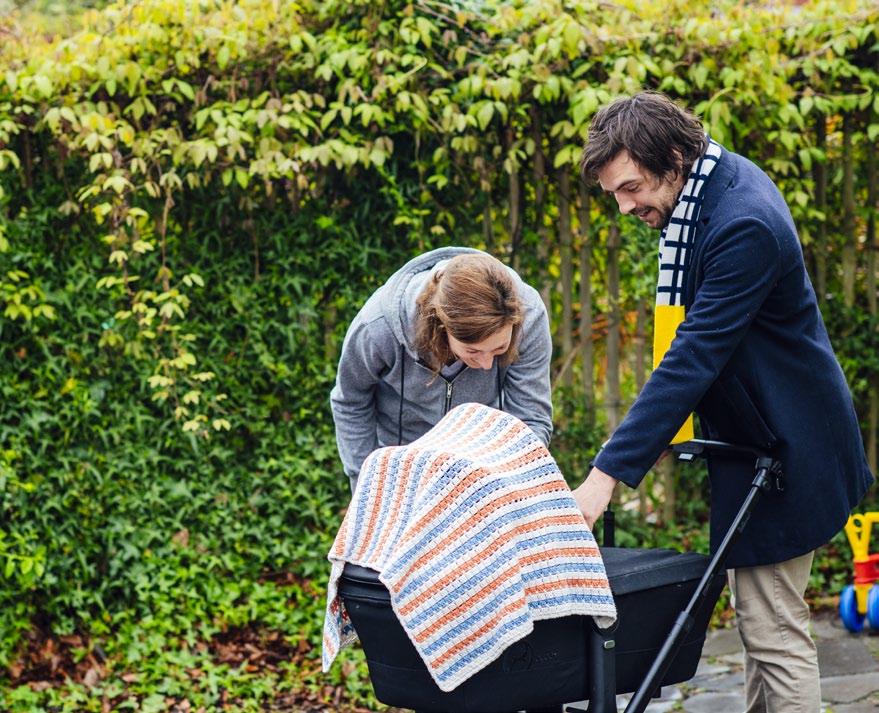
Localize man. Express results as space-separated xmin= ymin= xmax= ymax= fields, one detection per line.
xmin=574 ymin=91 xmax=873 ymax=712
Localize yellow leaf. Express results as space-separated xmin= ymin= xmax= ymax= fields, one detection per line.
xmin=102 ymin=175 xmax=130 ymax=195
xmin=33 ymin=74 xmax=53 ymax=98
xmin=182 ymin=273 xmax=205 ymax=288
xmin=117 ymin=125 xmax=135 ymax=146
xmin=475 ymin=102 xmax=494 ymax=130
xmin=132 ymin=240 xmax=154 ymax=254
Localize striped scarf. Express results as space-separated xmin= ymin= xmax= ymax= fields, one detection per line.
xmin=322 ymin=403 xmax=616 ymax=692
xmin=654 ymin=137 xmax=723 ymax=443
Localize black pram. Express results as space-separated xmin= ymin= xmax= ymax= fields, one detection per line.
xmin=337 ymin=439 xmax=782 ymax=713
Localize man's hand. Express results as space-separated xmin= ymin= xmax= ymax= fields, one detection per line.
xmin=572 ymin=466 xmax=619 ymax=530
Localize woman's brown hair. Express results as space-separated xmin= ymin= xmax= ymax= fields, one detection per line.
xmin=415 ymin=254 xmax=522 ymax=371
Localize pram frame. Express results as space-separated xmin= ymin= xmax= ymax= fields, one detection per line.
xmin=569 ymin=439 xmax=783 ymax=713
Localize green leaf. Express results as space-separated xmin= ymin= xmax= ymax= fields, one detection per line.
xmin=798 ymin=148 xmax=812 ymax=171
xmin=476 ymin=102 xmax=494 ymax=130
xmin=177 ymin=80 xmax=195 ymax=102
xmin=553 ymin=144 xmax=576 ymax=169
xmin=217 ymin=44 xmax=231 ymax=70
xmin=563 ymin=22 xmax=581 ymax=56
xmin=800 ymin=95 xmax=814 ymax=116
xmin=33 ymin=74 xmax=53 ymax=98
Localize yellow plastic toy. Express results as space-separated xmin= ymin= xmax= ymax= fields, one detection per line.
xmin=839 ymin=512 xmax=879 ymax=633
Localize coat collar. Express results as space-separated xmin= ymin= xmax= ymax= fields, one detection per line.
xmin=696 ymin=147 xmax=737 ymax=226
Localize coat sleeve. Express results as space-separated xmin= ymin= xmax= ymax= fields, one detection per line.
xmin=594 ymin=217 xmax=782 ymax=487
xmin=503 ymin=294 xmax=554 ymax=445
xmin=330 ymin=315 xmax=395 ymax=480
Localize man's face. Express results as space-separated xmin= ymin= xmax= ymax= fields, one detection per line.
xmin=597 ymin=150 xmax=685 ymax=230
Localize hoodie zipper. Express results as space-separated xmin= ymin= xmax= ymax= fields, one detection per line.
xmin=414 ymin=359 xmax=467 ymax=416
xmin=440 ymin=365 xmax=470 ymax=415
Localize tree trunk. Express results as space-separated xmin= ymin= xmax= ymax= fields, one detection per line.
xmin=530 ymin=109 xmax=551 ymax=311
xmin=477 ymin=155 xmax=494 ymax=251
xmin=507 ymin=126 xmax=523 ymax=270
xmin=483 ymin=200 xmax=493 ymax=250
xmin=813 ymin=114 xmax=828 ymax=301
xmin=21 ymin=131 xmax=33 ymax=191
xmin=577 ymin=183 xmax=594 ymax=423
xmin=557 ymin=166 xmax=574 ymax=391
xmin=605 ymin=219 xmax=621 ymax=434
xmin=841 ymin=113 xmax=857 ymax=308
xmin=659 ymin=455 xmax=676 ymax=525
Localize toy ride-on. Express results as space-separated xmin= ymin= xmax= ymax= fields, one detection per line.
xmin=839 ymin=512 xmax=879 ymax=633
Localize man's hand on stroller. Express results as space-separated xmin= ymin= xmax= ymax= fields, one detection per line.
xmin=572 ymin=466 xmax=618 ymax=530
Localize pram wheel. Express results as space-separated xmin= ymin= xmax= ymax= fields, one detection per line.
xmin=867 ymin=585 xmax=879 ymax=630
xmin=839 ymin=584 xmax=866 ymax=633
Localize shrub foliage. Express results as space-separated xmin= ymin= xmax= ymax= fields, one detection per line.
xmin=0 ymin=0 xmax=877 ymax=709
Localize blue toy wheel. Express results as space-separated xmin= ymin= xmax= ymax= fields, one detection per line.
xmin=840 ymin=584 xmax=866 ymax=633
xmin=867 ymin=585 xmax=879 ymax=630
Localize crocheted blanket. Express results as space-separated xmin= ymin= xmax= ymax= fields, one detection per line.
xmin=322 ymin=402 xmax=617 ymax=692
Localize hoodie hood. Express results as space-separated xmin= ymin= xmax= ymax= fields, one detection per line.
xmin=380 ymin=246 xmax=482 ymax=358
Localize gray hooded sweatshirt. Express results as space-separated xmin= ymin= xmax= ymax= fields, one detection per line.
xmin=330 ymin=247 xmax=553 ymax=487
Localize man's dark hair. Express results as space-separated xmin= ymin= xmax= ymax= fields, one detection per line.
xmin=579 ymin=91 xmax=708 ymax=184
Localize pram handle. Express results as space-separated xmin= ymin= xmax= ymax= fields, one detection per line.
xmin=600 ymin=439 xmax=783 ymax=548
xmin=671 ymin=438 xmax=771 ymax=462
xmin=671 ymin=438 xmax=784 ymax=493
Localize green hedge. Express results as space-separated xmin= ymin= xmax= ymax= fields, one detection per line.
xmin=0 ymin=0 xmax=877 ymax=710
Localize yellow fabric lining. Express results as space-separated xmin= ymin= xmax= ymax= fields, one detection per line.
xmin=654 ymin=304 xmax=693 ymax=444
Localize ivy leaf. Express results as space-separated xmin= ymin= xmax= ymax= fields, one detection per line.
xmin=476 ymin=102 xmax=494 ymax=130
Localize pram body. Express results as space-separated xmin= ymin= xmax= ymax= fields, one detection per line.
xmin=336 ymin=439 xmax=781 ymax=713
xmin=339 ymin=547 xmax=725 ymax=712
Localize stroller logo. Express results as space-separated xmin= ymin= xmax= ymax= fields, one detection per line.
xmin=502 ymin=640 xmax=534 ymax=671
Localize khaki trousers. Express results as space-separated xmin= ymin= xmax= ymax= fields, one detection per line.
xmin=728 ymin=552 xmax=820 ymax=713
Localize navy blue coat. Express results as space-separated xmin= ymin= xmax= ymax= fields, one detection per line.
xmin=594 ymin=149 xmax=874 ymax=568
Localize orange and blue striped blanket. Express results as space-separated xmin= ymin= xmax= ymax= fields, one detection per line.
xmin=322 ymin=402 xmax=617 ymax=692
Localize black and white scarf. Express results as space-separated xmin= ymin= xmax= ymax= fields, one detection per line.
xmin=654 ymin=137 xmax=723 ymax=443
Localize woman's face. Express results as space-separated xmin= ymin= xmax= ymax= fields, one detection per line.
xmin=446 ymin=324 xmax=513 ymax=370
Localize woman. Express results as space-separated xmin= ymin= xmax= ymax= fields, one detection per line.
xmin=331 ymin=246 xmax=553 ymax=491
